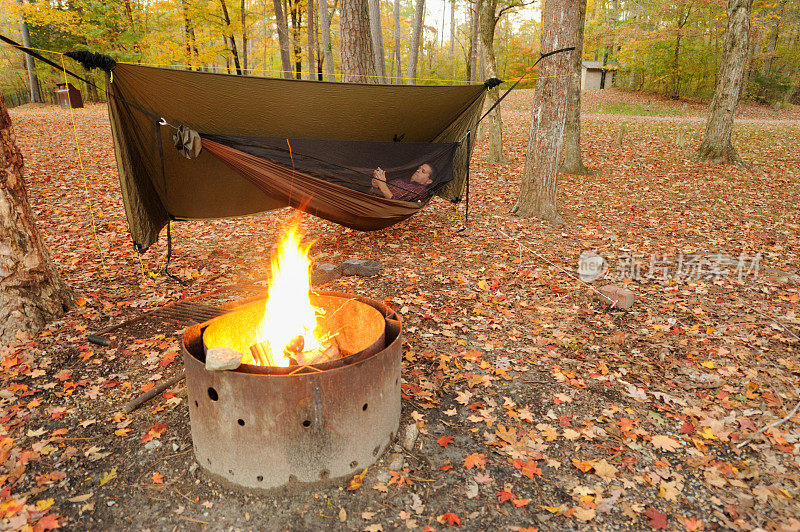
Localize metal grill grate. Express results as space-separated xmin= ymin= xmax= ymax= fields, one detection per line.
xmin=154 ymin=301 xmax=229 ymax=326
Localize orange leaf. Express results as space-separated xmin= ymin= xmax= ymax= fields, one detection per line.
xmin=437 ymin=512 xmax=461 ymax=526
xmin=152 ymin=472 xmax=165 ymax=484
xmin=464 ymin=453 xmax=486 ymax=470
xmin=158 ymin=352 xmax=178 ymax=368
xmin=140 ymin=382 xmax=155 ymax=393
xmin=512 ymin=498 xmax=531 ymax=507
xmin=437 ymin=436 xmax=453 ymax=447
xmin=347 ymin=467 xmax=368 ymax=491
xmin=32 ymin=513 xmax=61 ymax=532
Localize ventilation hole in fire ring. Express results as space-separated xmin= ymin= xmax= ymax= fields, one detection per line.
xmin=395 ymin=377 xmax=399 ymax=386
xmin=237 ymin=419 xmax=245 ymax=426
xmin=362 ymin=403 xmax=368 ymax=411
xmin=257 ymin=475 xmax=263 ymax=482
xmin=194 ymin=400 xmax=198 ymax=408
xmin=319 ymin=469 xmax=330 ymax=480
xmin=350 ymin=461 xmax=358 ymax=468
xmin=302 ymin=420 xmax=311 ymax=428
xmin=207 ymin=387 xmax=219 ymax=401
xmin=228 ymin=469 xmax=233 ymax=476
xmin=372 ymin=445 xmax=380 ymax=456
xmin=207 ymin=458 xmax=211 ymax=465
xmin=288 ymin=474 xmax=298 ymax=484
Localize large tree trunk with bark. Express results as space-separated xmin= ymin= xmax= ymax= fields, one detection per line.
xmin=393 ymin=0 xmax=402 ymax=83
xmin=407 ymin=0 xmax=425 ymax=84
xmin=561 ymin=0 xmax=590 ymax=175
xmin=511 ymin=0 xmax=578 ymax=224
xmin=0 ymin=96 xmax=72 ymax=344
xmin=368 ymin=0 xmax=387 ymax=82
xmin=181 ymin=0 xmax=201 ymax=70
xmin=480 ymin=0 xmax=502 ymax=162
xmin=17 ymin=0 xmax=41 ymax=103
xmin=340 ymin=0 xmax=379 ymax=83
xmin=695 ymin=0 xmax=752 ymax=167
xmin=319 ymin=0 xmax=337 ymax=80
xmin=273 ymin=0 xmax=294 ymax=78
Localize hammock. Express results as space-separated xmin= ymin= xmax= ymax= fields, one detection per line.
xmin=103 ymin=63 xmax=488 ymax=251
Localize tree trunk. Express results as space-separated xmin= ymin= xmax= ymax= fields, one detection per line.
xmin=289 ymin=0 xmax=303 ymax=78
xmin=407 ymin=0 xmax=425 ymax=84
xmin=340 ymin=0 xmax=379 ymax=83
xmin=480 ymin=0 xmax=503 ymax=162
xmin=319 ymin=0 xmax=337 ymax=80
xmin=561 ymin=0 xmax=590 ymax=175
xmin=511 ymin=0 xmax=578 ymax=224
xmin=307 ymin=0 xmax=317 ymax=79
xmin=761 ymin=0 xmax=785 ymax=77
xmin=273 ymin=0 xmax=294 ymax=78
xmin=467 ymin=0 xmax=481 ymax=82
xmin=368 ymin=0 xmax=387 ymax=82
xmin=393 ymin=0 xmax=402 ymax=83
xmin=241 ymin=0 xmax=248 ymax=72
xmin=449 ymin=0 xmax=455 ymax=72
xmin=0 ymin=95 xmax=72 ymax=344
xmin=695 ymin=0 xmax=752 ymax=167
xmin=16 ymin=0 xmax=41 ymax=103
xmin=220 ymin=0 xmax=243 ymax=74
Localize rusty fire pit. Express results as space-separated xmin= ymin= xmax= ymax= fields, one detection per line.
xmin=181 ymin=291 xmax=402 ymax=490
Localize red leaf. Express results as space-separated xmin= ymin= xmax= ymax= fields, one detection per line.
xmin=497 ymin=490 xmax=515 ymax=503
xmin=32 ymin=513 xmax=61 ymax=532
xmin=437 ymin=436 xmax=453 ymax=448
xmin=645 ymin=506 xmax=668 ymax=530
xmin=437 ymin=512 xmax=461 ymax=526
xmin=680 ymin=421 xmax=695 ymax=435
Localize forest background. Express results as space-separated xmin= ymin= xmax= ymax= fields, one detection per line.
xmin=1 ymin=0 xmax=799 ymax=107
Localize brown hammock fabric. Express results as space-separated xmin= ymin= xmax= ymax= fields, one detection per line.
xmin=203 ymin=139 xmax=431 ymax=230
xmin=106 ymin=63 xmax=487 ymax=251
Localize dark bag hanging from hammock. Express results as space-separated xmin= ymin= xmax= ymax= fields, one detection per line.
xmin=104 ymin=63 xmax=487 ymax=251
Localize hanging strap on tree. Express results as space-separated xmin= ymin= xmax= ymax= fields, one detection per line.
xmin=478 ymin=45 xmax=575 ymax=124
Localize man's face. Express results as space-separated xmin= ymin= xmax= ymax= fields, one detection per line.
xmin=410 ymin=164 xmax=433 ymax=185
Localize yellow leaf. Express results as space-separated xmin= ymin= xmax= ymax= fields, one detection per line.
xmin=99 ymin=468 xmax=117 ymax=486
xmin=36 ymin=498 xmax=54 ymax=511
xmin=700 ymin=361 xmax=715 ymax=369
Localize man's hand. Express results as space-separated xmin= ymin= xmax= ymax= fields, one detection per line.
xmin=372 ymin=168 xmax=392 ymax=199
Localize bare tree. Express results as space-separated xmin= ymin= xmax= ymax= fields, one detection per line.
xmin=181 ymin=0 xmax=201 ymax=70
xmin=407 ymin=0 xmax=425 ymax=84
xmin=695 ymin=0 xmax=753 ymax=167
xmin=511 ymin=0 xmax=578 ymax=223
xmin=467 ymin=0 xmax=482 ymax=82
xmin=273 ymin=0 xmax=293 ymax=78
xmin=0 ymin=95 xmax=72 ymax=344
xmin=17 ymin=0 xmax=41 ymax=102
xmin=393 ymin=0 xmax=402 ymax=83
xmin=340 ymin=0 xmax=379 ymax=83
xmin=219 ymin=0 xmax=243 ymax=74
xmin=561 ymin=0 xmax=590 ymax=175
xmin=241 ymin=0 xmax=248 ymax=72
xmin=368 ymin=0 xmax=387 ymax=82
xmin=307 ymin=0 xmax=317 ymax=79
xmin=319 ymin=0 xmax=337 ymax=80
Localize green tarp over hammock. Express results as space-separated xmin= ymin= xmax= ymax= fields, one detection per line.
xmin=106 ymin=63 xmax=486 ymax=251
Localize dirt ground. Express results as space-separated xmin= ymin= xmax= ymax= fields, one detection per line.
xmin=2 ymin=89 xmax=799 ymax=531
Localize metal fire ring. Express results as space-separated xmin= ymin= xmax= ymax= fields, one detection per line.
xmin=182 ymin=291 xmax=402 ymax=490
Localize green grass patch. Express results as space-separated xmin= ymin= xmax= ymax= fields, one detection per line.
xmin=598 ymin=102 xmax=685 ymax=116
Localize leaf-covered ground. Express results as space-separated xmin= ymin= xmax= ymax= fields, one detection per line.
xmin=2 ymin=89 xmax=799 ymax=531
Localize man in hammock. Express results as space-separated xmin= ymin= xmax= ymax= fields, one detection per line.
xmin=370 ymin=164 xmax=434 ymax=202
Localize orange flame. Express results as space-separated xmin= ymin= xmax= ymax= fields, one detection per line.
xmin=250 ymin=221 xmax=322 ymax=366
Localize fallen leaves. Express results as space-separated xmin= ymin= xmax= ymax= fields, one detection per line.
xmin=650 ymin=435 xmax=681 ymax=452
xmin=464 ymin=453 xmax=486 ymax=470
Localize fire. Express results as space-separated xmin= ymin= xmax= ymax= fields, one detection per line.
xmin=249 ymin=221 xmax=323 ymax=367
